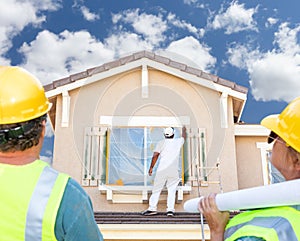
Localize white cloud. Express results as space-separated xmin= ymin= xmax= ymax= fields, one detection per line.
xmin=249 ymin=53 xmax=300 ymax=101
xmin=112 ymin=9 xmax=168 ymax=46
xmin=209 ymin=1 xmax=257 ymax=34
xmin=111 ymin=12 xmax=122 ymax=24
xmin=167 ymin=13 xmax=205 ymax=38
xmin=265 ymin=17 xmax=278 ymax=28
xmin=2 ymin=5 xmax=216 ymax=87
xmin=19 ymin=30 xmax=115 ymax=84
xmin=80 ymin=6 xmax=100 ymax=21
xmin=0 ymin=0 xmax=61 ymax=63
xmin=227 ymin=43 xmax=262 ymax=69
xmin=274 ymin=22 xmax=300 ymax=54
xmin=18 ymin=29 xmax=155 ymax=85
xmin=227 ymin=23 xmax=300 ymax=102
xmin=166 ymin=36 xmax=216 ymax=72
xmin=29 ymin=0 xmax=61 ymax=11
xmin=0 ymin=56 xmax=11 ymax=66
xmin=104 ymin=31 xmax=153 ymax=57
xmin=14 ymin=7 xmax=216 ymax=85
xmin=183 ymin=0 xmax=206 ymax=8
xmin=113 ymin=9 xmax=205 ymax=43
xmin=183 ymin=0 xmax=197 ymax=4
xmin=17 ymin=9 xmax=169 ymax=84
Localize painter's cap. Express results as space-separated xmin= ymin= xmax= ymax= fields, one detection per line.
xmin=261 ymin=96 xmax=300 ymax=153
xmin=164 ymin=127 xmax=174 ymax=137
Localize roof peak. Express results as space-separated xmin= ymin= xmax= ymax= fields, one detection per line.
xmin=44 ymin=50 xmax=247 ymax=95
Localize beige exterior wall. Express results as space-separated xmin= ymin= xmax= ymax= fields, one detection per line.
xmin=51 ymin=67 xmax=261 ymax=212
xmin=235 ymin=135 xmax=268 ymax=189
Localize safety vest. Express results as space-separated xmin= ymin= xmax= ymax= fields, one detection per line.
xmin=0 ymin=160 xmax=69 ymax=241
xmin=224 ymin=206 xmax=300 ymax=241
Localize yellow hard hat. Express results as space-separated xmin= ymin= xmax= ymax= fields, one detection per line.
xmin=261 ymin=96 xmax=300 ymax=153
xmin=0 ymin=66 xmax=51 ymax=124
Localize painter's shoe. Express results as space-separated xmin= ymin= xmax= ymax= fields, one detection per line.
xmin=141 ymin=210 xmax=158 ymax=216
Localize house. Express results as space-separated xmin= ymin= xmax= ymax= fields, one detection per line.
xmin=44 ymin=51 xmax=272 ymax=240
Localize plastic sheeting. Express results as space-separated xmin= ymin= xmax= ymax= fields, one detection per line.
xmin=107 ymin=127 xmax=182 ymax=186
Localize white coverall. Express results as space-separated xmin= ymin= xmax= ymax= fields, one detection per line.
xmin=148 ymin=137 xmax=184 ymax=212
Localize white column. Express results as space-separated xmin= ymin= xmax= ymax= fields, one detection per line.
xmin=141 ymin=64 xmax=148 ymax=98
xmin=220 ymin=92 xmax=228 ymax=128
xmin=61 ymin=90 xmax=70 ymax=127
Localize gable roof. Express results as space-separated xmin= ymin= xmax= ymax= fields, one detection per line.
xmin=44 ymin=50 xmax=248 ymax=125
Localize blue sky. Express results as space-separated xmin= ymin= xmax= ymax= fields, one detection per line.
xmin=1 ymin=0 xmax=300 ymax=162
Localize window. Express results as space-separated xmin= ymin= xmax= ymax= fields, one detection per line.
xmin=107 ymin=127 xmax=185 ymax=186
xmin=82 ymin=124 xmax=207 ymax=202
xmin=82 ymin=126 xmax=186 ymax=186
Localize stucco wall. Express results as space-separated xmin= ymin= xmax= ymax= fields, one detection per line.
xmin=52 ymin=67 xmax=241 ymax=212
xmin=52 ymin=90 xmax=81 ymax=178
xmin=235 ymin=135 xmax=267 ymax=189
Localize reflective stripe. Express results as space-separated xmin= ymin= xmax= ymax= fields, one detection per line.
xmin=25 ymin=166 xmax=59 ymax=241
xmin=225 ymin=216 xmax=298 ymax=241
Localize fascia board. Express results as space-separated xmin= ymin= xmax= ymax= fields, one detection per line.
xmin=46 ymin=57 xmax=246 ymax=101
xmin=45 ymin=60 xmax=143 ymax=98
xmin=143 ymin=59 xmax=247 ymax=100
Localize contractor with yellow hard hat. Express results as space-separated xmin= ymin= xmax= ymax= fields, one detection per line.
xmin=198 ymin=97 xmax=300 ymax=241
xmin=0 ymin=66 xmax=103 ymax=241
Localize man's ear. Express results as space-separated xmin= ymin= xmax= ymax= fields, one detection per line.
xmin=295 ymin=162 xmax=300 ymax=171
xmin=294 ymin=154 xmax=300 ymax=171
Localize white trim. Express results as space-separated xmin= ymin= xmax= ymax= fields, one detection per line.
xmin=46 ymin=58 xmax=247 ymax=101
xmin=256 ymin=142 xmax=273 ymax=185
xmin=99 ymin=115 xmax=190 ymax=127
xmin=99 ymin=185 xmax=192 ymax=203
xmin=234 ymin=124 xmax=270 ymax=136
xmin=46 ymin=60 xmax=144 ymax=98
xmin=141 ymin=64 xmax=148 ymax=98
xmin=143 ymin=59 xmax=247 ymax=100
xmin=220 ymin=92 xmax=228 ymax=128
xmin=61 ymin=91 xmax=70 ymax=127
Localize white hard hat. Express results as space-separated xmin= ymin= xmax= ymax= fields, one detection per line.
xmin=164 ymin=127 xmax=174 ymax=137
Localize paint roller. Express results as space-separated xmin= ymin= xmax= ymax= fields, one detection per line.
xmin=184 ymin=179 xmax=300 ymax=212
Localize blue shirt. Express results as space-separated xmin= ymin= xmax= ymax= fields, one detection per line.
xmin=55 ymin=178 xmax=103 ymax=241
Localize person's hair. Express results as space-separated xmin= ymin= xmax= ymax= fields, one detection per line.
xmin=0 ymin=114 xmax=47 ymax=153
xmin=165 ymin=134 xmax=174 ymax=139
